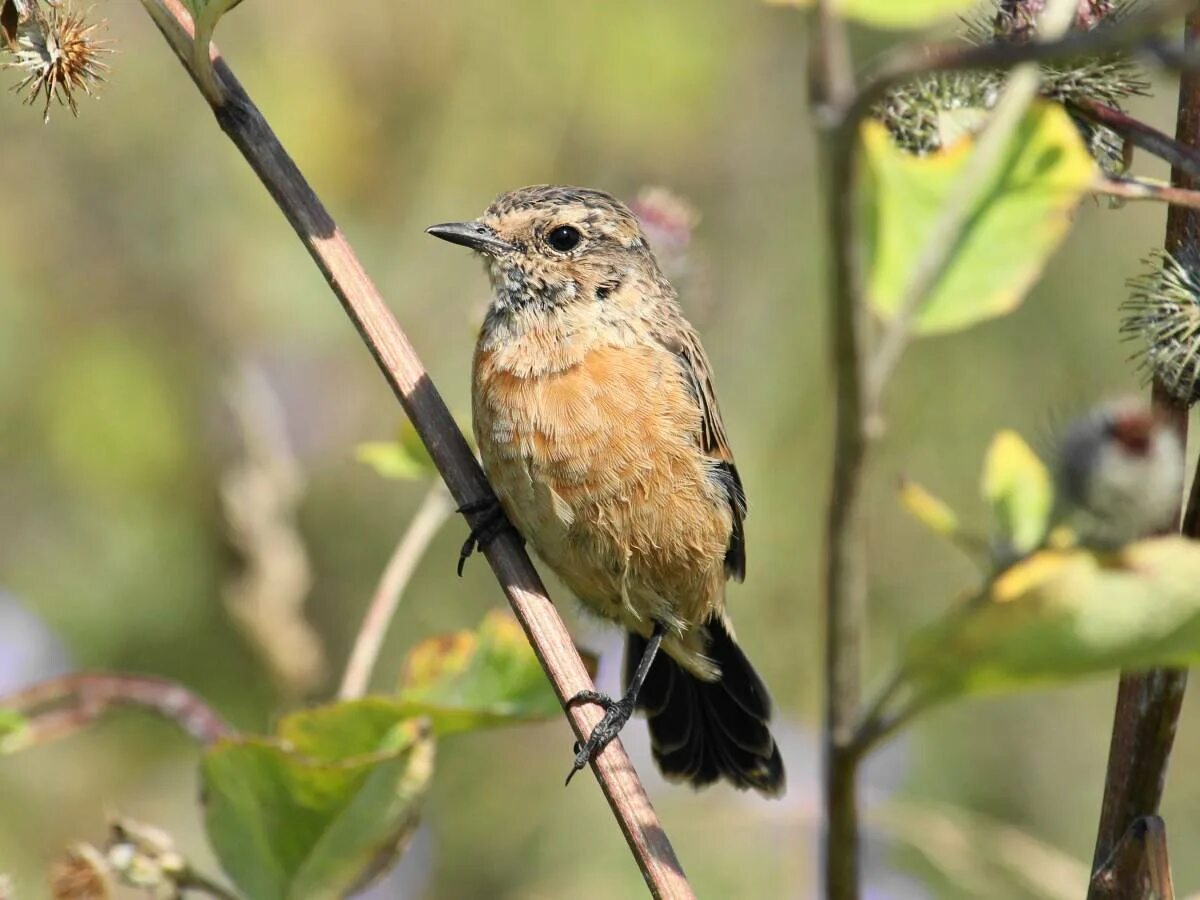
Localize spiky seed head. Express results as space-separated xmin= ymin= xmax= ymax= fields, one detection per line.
xmin=2 ymin=3 xmax=112 ymax=123
xmin=877 ymin=1 xmax=1148 ymax=169
xmin=1122 ymin=246 xmax=1200 ymax=405
xmin=873 ymin=69 xmax=1001 ymax=156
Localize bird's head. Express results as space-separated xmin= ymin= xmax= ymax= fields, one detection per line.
xmin=426 ymin=185 xmax=665 ymax=318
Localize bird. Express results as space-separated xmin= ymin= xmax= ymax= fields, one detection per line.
xmin=426 ymin=185 xmax=785 ymax=797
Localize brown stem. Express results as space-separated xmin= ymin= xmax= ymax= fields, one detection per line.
xmin=811 ymin=1 xmax=867 ymax=896
xmin=1090 ymin=816 xmax=1175 ymax=900
xmin=1 ymin=673 xmax=233 ymax=746
xmin=844 ymin=0 xmax=1194 ymax=126
xmin=1087 ymin=11 xmax=1200 ymax=897
xmin=1069 ymin=97 xmax=1200 ymax=181
xmin=135 ymin=2 xmax=692 ymax=895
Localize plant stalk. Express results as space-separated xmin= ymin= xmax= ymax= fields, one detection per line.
xmin=135 ymin=2 xmax=694 ymax=895
xmin=1086 ymin=10 xmax=1200 ymax=896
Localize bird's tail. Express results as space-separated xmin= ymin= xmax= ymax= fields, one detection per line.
xmin=626 ymin=617 xmax=785 ymax=797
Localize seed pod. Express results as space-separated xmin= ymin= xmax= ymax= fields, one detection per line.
xmin=1 ymin=2 xmax=112 ymax=123
xmin=1122 ymin=245 xmax=1200 ymax=405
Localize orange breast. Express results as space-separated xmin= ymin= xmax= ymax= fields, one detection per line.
xmin=472 ymin=341 xmax=730 ymax=630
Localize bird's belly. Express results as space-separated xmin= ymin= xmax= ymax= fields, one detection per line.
xmin=474 ymin=345 xmax=729 ymax=630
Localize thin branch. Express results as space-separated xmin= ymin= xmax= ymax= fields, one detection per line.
xmin=134 ymin=2 xmax=692 ymax=895
xmin=1068 ymin=97 xmax=1200 ymax=181
xmin=1 ymin=673 xmax=233 ymax=746
xmin=845 ymin=0 xmax=1195 ymax=126
xmin=811 ymin=0 xmax=867 ymax=896
xmin=1093 ymin=173 xmax=1200 ymax=207
xmin=1088 ymin=11 xmax=1200 ymax=895
xmin=813 ymin=2 xmax=1090 ymax=894
xmin=339 ymin=482 xmax=455 ymax=700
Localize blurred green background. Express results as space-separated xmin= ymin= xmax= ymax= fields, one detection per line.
xmin=1 ymin=1 xmax=1197 ymax=897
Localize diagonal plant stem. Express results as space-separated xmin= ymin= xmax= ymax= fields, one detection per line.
xmin=133 ymin=2 xmax=693 ymax=896
xmin=339 ymin=482 xmax=455 ymax=700
xmin=1087 ymin=16 xmax=1200 ymax=895
xmin=1068 ymin=96 xmax=1200 ymax=180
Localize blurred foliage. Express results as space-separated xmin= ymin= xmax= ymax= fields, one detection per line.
xmin=395 ymin=610 xmax=597 ymax=737
xmin=203 ymin=704 xmax=433 ymax=900
xmin=1 ymin=0 xmax=1198 ymax=898
xmin=894 ymin=431 xmax=1200 ymax=715
xmin=861 ymin=103 xmax=1097 ymax=334
xmin=356 ymin=420 xmax=439 ymax=483
xmin=981 ymin=429 xmax=1053 ymax=559
xmin=905 ymin=537 xmax=1200 ymax=704
xmin=765 ymin=0 xmax=978 ymax=30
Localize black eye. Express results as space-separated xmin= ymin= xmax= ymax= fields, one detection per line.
xmin=547 ymin=225 xmax=581 ymax=252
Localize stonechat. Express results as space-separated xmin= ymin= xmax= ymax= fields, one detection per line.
xmin=428 ymin=185 xmax=785 ymax=796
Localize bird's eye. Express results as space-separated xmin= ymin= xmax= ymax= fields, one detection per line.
xmin=547 ymin=225 xmax=582 ymax=252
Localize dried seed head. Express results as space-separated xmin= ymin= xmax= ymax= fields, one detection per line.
xmin=1055 ymin=399 xmax=1183 ymax=549
xmin=994 ymin=0 xmax=1116 ymax=43
xmin=1122 ymin=246 xmax=1200 ymax=405
xmin=49 ymin=844 xmax=113 ymax=900
xmin=2 ymin=3 xmax=112 ymax=123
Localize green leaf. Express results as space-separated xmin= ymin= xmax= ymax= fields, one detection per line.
xmin=981 ymin=430 xmax=1052 ymax=557
xmin=862 ymin=101 xmax=1096 ymax=334
xmin=765 ymin=0 xmax=977 ymax=29
xmin=396 ymin=610 xmax=594 ymax=735
xmin=903 ymin=538 xmax=1200 ymax=704
xmin=0 ymin=709 xmax=28 ymax=754
xmin=202 ymin=700 xmax=434 ymax=900
xmin=357 ymin=420 xmax=437 ymax=481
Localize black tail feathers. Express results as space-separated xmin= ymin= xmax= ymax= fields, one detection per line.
xmin=626 ymin=619 xmax=785 ymax=797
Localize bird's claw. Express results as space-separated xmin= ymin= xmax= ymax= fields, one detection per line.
xmin=456 ymin=497 xmax=519 ymax=576
xmin=564 ymin=690 xmax=635 ymax=786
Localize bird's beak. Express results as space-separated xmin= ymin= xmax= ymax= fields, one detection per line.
xmin=425 ymin=221 xmax=515 ymax=255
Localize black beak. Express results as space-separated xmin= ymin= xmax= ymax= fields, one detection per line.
xmin=425 ymin=221 xmax=515 ymax=255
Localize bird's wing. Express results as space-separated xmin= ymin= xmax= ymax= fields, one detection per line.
xmin=655 ymin=323 xmax=747 ymax=581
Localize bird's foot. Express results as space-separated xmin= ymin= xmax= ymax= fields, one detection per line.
xmin=563 ymin=689 xmax=636 ymax=786
xmin=456 ymin=496 xmax=521 ymax=576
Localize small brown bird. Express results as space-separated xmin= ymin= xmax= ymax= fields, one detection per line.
xmin=427 ymin=185 xmax=785 ymax=796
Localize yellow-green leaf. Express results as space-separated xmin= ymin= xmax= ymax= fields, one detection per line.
xmin=765 ymin=0 xmax=977 ymax=29
xmin=904 ymin=538 xmax=1200 ymax=703
xmin=0 ymin=709 xmax=28 ymax=754
xmin=396 ymin=610 xmax=597 ymax=735
xmin=982 ymin=430 xmax=1052 ymax=556
xmin=862 ymin=102 xmax=1096 ymax=334
xmin=898 ymin=478 xmax=960 ymax=538
xmin=202 ymin=700 xmax=433 ymax=900
xmin=357 ymin=420 xmax=436 ymax=481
